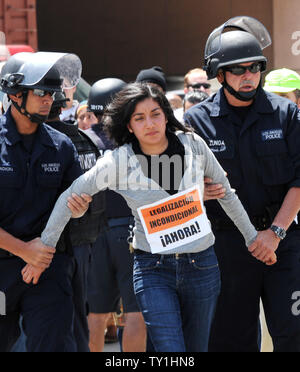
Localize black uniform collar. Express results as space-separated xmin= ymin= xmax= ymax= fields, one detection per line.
xmin=210 ymin=87 xmax=274 ymax=118
xmin=3 ymin=107 xmax=57 ymax=149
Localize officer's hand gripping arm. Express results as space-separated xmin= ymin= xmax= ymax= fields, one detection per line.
xmin=249 ymin=187 xmax=300 ymax=264
xmin=202 ymin=141 xmax=278 ymax=265
xmin=203 ymin=177 xmax=226 ymax=201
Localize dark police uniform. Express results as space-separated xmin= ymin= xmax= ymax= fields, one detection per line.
xmin=47 ymin=120 xmax=107 ymax=352
xmin=48 ymin=120 xmax=106 ymax=245
xmin=0 ymin=108 xmax=82 ymax=352
xmin=184 ymin=87 xmax=300 ymax=352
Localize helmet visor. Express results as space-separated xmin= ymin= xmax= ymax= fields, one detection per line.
xmin=205 ymin=16 xmax=272 ymax=59
xmin=18 ymin=52 xmax=82 ymax=90
xmin=57 ymin=53 xmax=82 ymax=89
xmin=204 ymin=24 xmax=224 ymax=59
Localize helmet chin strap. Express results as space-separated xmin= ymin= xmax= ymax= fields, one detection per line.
xmin=11 ymin=91 xmax=49 ymax=125
xmin=222 ymin=76 xmax=259 ymax=102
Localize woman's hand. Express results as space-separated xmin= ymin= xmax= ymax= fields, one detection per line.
xmin=67 ymin=193 xmax=92 ymax=218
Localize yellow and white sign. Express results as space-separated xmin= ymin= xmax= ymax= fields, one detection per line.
xmin=138 ymin=186 xmax=211 ymax=254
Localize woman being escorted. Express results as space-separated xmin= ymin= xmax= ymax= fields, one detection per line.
xmin=23 ymin=83 xmax=276 ymax=352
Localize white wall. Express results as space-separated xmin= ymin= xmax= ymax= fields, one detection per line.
xmin=273 ymin=0 xmax=300 ymax=72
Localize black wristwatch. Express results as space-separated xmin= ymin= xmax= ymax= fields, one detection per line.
xmin=270 ymin=225 xmax=287 ymax=240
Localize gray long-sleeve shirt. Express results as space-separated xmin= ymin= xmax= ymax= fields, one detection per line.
xmin=41 ymin=131 xmax=257 ymax=254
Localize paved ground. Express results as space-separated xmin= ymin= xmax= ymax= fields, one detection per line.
xmin=260 ymin=301 xmax=273 ymax=352
xmin=103 ymin=341 xmax=121 ymax=352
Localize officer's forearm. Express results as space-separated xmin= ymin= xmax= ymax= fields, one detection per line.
xmin=0 ymin=228 xmax=27 ymax=256
xmin=272 ymin=187 xmax=300 ymax=230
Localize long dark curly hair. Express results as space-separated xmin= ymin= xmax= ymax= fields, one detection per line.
xmin=103 ymin=82 xmax=192 ymax=147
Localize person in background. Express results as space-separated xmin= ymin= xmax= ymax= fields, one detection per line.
xmin=84 ymin=78 xmax=126 ymax=151
xmin=136 ymin=66 xmax=167 ymax=93
xmin=184 ymin=68 xmax=211 ymax=96
xmin=166 ymin=92 xmax=183 ymax=111
xmin=183 ymin=90 xmax=209 ymax=113
xmin=59 ymin=57 xmax=82 ymax=125
xmin=76 ymin=100 xmax=98 ymax=131
xmin=60 ymin=86 xmax=79 ymax=124
xmin=1 ymin=93 xmax=11 ymax=114
xmin=264 ymin=68 xmax=300 ymax=108
xmin=166 ymin=92 xmax=184 ymax=123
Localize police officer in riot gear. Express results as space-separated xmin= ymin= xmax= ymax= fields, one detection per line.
xmin=86 ymin=78 xmax=147 ymax=353
xmin=203 ymin=19 xmax=269 ymax=102
xmin=185 ymin=16 xmax=300 ymax=352
xmin=45 ymin=90 xmax=107 ymax=352
xmin=0 ymin=52 xmax=91 ymax=352
xmin=85 ymin=78 xmax=126 ymax=149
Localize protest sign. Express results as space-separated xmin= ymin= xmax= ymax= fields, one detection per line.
xmin=138 ymin=186 xmax=211 ymax=254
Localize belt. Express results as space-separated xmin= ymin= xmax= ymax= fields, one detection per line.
xmin=134 ymin=249 xmax=199 ymax=259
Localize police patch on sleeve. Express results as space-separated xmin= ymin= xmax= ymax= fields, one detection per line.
xmin=261 ymin=129 xmax=283 ymax=141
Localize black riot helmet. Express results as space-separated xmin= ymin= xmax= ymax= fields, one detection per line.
xmin=0 ymin=52 xmax=82 ymax=124
xmin=205 ymin=31 xmax=268 ymax=80
xmin=203 ymin=16 xmax=271 ymax=102
xmin=0 ymin=52 xmax=36 ymax=95
xmin=204 ymin=16 xmax=271 ymax=80
xmin=88 ymin=78 xmax=126 ymax=115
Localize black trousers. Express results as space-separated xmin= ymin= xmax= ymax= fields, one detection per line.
xmin=0 ymin=253 xmax=76 ymax=352
xmin=208 ymin=229 xmax=300 ymax=352
xmin=72 ymin=244 xmax=92 ymax=352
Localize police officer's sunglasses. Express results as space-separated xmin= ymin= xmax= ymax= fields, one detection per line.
xmin=224 ymin=62 xmax=263 ymax=76
xmin=32 ymin=89 xmax=56 ymax=99
xmin=187 ymin=82 xmax=211 ymax=90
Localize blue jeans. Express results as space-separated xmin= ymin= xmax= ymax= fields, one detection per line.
xmin=133 ymin=246 xmax=221 ymax=352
